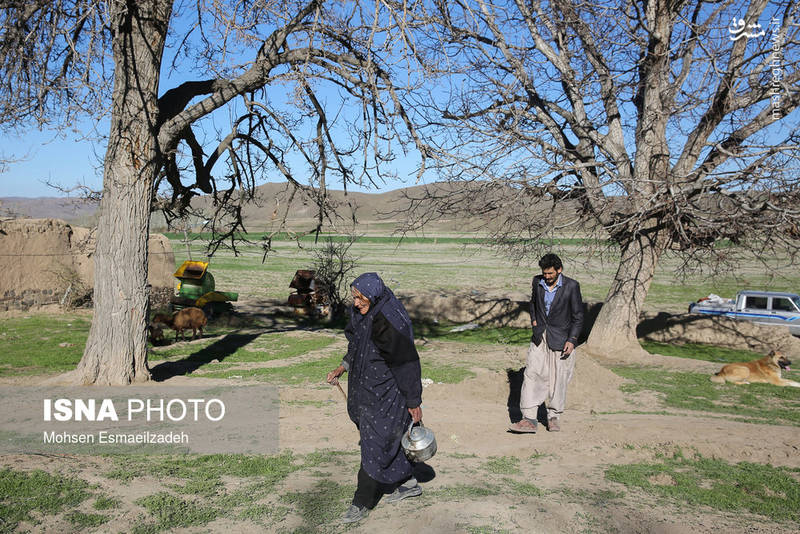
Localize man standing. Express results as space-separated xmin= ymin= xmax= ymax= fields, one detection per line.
xmin=509 ymin=253 xmax=584 ymax=433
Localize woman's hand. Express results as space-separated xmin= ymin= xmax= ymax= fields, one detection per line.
xmin=327 ymin=365 xmax=345 ymax=385
xmin=408 ymin=405 xmax=422 ymax=423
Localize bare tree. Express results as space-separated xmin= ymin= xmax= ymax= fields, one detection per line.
xmin=399 ymin=0 xmax=800 ymax=355
xmin=0 ymin=0 xmax=425 ymax=384
xmin=311 ymin=234 xmax=359 ymax=317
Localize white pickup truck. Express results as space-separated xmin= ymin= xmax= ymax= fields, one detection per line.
xmin=688 ymin=290 xmax=800 ymax=336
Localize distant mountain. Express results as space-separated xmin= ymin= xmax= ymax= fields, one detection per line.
xmin=0 ymin=196 xmax=100 ymax=226
xmin=193 ymin=182 xmax=441 ymax=229
xmin=0 ymin=183 xmax=468 ymax=233
xmin=1 ymin=182 xmax=587 ymax=236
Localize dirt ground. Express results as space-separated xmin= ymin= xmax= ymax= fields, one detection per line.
xmin=276 ymin=342 xmax=800 ymax=534
xmin=2 ymin=303 xmax=800 ymax=533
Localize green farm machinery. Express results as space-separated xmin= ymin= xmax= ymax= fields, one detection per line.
xmin=172 ymin=260 xmax=238 ymax=317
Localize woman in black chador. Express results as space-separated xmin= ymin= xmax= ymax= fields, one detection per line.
xmin=327 ymin=272 xmax=423 ymax=524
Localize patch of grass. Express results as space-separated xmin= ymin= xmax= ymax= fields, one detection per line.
xmin=481 ymin=456 xmax=520 ymax=475
xmin=430 ymin=484 xmax=503 ymax=499
xmin=640 ymin=341 xmax=766 ymax=364
xmin=605 ymin=451 xmax=800 ymax=522
xmin=421 ymin=361 xmax=477 ymax=384
xmin=130 ymin=523 xmax=160 ymax=534
xmin=465 ymin=526 xmax=511 ymax=534
xmin=168 ymin=476 xmax=223 ymax=498
xmin=149 ymin=331 xmax=337 ymax=363
xmin=93 ymin=495 xmax=121 ymax=510
xmin=284 ymin=399 xmax=330 ymax=408
xmin=239 ymin=332 xmax=338 ymax=360
xmin=107 ymin=450 xmax=352 ymax=529
xmin=107 ymin=451 xmax=299 ymax=488
xmin=135 ymin=492 xmax=219 ymax=530
xmin=194 ymin=354 xmax=343 ymax=384
xmin=559 ymin=487 xmax=625 ymax=504
xmin=503 ymin=479 xmax=543 ymax=496
xmin=146 ymin=333 xmax=229 ymax=362
xmin=0 ymin=315 xmax=90 ymax=375
xmin=0 ymin=468 xmax=92 ymax=533
xmin=574 ymin=510 xmax=607 ymax=534
xmin=65 ymin=510 xmax=109 ymax=528
xmin=301 ymin=449 xmax=360 ymax=469
xmin=103 ymin=467 xmax=135 ymax=484
xmin=612 ymin=366 xmax=800 ymax=426
xmin=414 ymin=322 xmax=529 ymax=345
xmin=214 ymin=481 xmax=270 ymax=510
xmin=106 ymin=450 xmax=301 ymax=523
xmin=447 ymin=452 xmax=478 ymax=459
xmin=238 ymin=503 xmax=290 ymax=523
xmin=595 ymin=410 xmax=674 ymax=417
xmin=280 ymin=479 xmax=352 ymax=530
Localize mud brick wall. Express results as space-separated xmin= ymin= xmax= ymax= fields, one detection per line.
xmin=0 ymin=289 xmax=60 ymax=312
xmin=0 ymin=219 xmax=175 ymax=314
xmin=150 ymin=286 xmax=174 ymax=311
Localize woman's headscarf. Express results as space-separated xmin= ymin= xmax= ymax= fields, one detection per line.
xmin=350 ymin=272 xmax=414 ymax=343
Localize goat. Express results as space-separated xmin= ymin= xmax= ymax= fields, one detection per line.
xmin=152 ymin=307 xmax=207 ymax=341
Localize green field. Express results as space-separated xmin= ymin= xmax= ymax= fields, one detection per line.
xmin=167 ymin=234 xmax=800 ymax=311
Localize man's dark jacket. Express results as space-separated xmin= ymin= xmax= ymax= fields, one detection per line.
xmin=530 ymin=274 xmax=585 ymax=351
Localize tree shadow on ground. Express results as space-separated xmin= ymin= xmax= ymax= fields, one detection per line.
xmin=284 ymin=464 xmax=435 ymax=529
xmin=221 ymin=298 xmax=348 ymax=331
xmin=283 ymin=479 xmax=351 ymax=532
xmin=403 ymin=294 xmax=529 ymax=328
xmin=506 ymin=368 xmax=548 ymax=426
xmin=636 ymin=311 xmax=780 ymax=351
xmin=149 ymin=332 xmax=261 ymax=381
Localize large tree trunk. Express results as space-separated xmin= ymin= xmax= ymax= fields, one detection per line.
xmin=585 ymin=230 xmax=666 ymax=359
xmin=75 ymin=1 xmax=172 ymax=385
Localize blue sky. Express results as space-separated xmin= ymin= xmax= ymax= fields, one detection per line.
xmin=1 ymin=108 xmax=426 ymax=198
xmin=0 ymin=124 xmax=420 ymax=198
xmin=2 ymin=126 xmax=105 ymax=197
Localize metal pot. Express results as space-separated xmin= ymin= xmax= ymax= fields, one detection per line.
xmin=401 ymin=420 xmax=437 ymax=462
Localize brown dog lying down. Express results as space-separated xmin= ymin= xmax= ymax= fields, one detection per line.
xmin=710 ymin=350 xmax=800 ymax=387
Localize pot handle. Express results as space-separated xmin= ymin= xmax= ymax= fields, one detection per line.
xmin=406 ymin=419 xmax=424 ymax=437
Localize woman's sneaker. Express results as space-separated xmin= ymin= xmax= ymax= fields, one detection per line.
xmin=385 ymin=483 xmax=422 ymax=503
xmin=340 ymin=504 xmax=369 ymax=524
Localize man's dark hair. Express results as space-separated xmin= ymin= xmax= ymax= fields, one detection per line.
xmin=538 ymin=253 xmax=563 ymax=271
